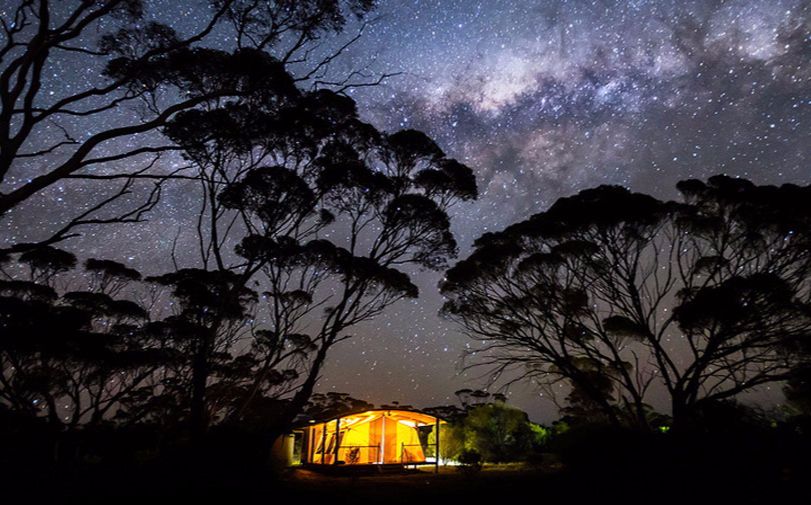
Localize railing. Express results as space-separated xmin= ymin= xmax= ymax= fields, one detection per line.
xmin=336 ymin=445 xmax=380 ymax=465
xmin=317 ymin=443 xmax=431 ymax=465
xmin=400 ymin=443 xmax=428 ymax=464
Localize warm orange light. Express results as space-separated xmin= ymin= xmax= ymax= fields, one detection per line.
xmin=305 ymin=409 xmax=444 ymax=465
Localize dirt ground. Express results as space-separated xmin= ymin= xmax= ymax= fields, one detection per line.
xmin=267 ymin=461 xmax=811 ymax=505
xmin=274 ymin=464 xmax=561 ymax=503
xmin=10 ymin=458 xmax=809 ymax=504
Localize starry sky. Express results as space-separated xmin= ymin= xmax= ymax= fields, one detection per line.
xmin=3 ymin=0 xmax=811 ymax=423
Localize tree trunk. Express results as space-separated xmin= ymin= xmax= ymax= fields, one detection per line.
xmin=282 ymin=342 xmax=330 ymax=429
xmin=261 ymin=341 xmax=333 ymax=463
xmin=189 ymin=329 xmax=213 ymax=442
xmin=670 ymin=393 xmax=696 ymax=433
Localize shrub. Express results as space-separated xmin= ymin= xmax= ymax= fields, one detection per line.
xmin=457 ymin=449 xmax=483 ymax=476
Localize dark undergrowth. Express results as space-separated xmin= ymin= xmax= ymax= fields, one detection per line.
xmin=3 ymin=415 xmax=811 ymax=505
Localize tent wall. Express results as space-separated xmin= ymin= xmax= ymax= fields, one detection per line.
xmin=299 ymin=410 xmax=439 ymax=466
xmin=269 ymin=433 xmax=295 ymax=467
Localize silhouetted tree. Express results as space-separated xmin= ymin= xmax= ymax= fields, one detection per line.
xmin=422 ymin=404 xmax=466 ymax=422
xmin=1 ymin=1 xmax=474 ymax=463
xmin=557 ymin=358 xmax=618 ymax=426
xmin=442 ymin=176 xmax=811 ymax=429
xmin=18 ymin=245 xmax=77 ymax=285
xmin=0 ymin=0 xmax=379 ymax=254
xmin=303 ymin=392 xmax=374 ymax=421
xmin=84 ymin=258 xmax=142 ymax=296
xmin=0 ymin=249 xmax=166 ymax=430
xmin=0 ymin=1 xmax=231 ymax=252
xmin=148 ymin=21 xmax=476 ymax=442
xmin=785 ymin=365 xmax=811 ymax=418
xmin=144 ymin=268 xmax=258 ymax=438
xmin=174 ymin=117 xmax=474 ymax=438
xmin=453 ymin=388 xmax=500 ymax=409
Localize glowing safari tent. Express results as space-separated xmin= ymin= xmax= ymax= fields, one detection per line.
xmin=273 ymin=409 xmax=444 ymax=468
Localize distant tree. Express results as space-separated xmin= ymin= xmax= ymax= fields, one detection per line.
xmin=453 ymin=388 xmax=494 ymax=408
xmin=557 ymin=359 xmax=618 ymax=426
xmin=785 ymin=366 xmax=811 ymax=418
xmin=0 ymin=250 xmax=165 ymax=429
xmin=441 ymin=176 xmax=811 ymax=430
xmin=18 ymin=246 xmax=77 ymax=285
xmin=143 ymin=268 xmax=258 ymax=437
xmin=422 ymin=404 xmax=466 ymax=422
xmin=432 ymin=401 xmax=547 ymax=463
xmin=84 ymin=259 xmax=142 ymax=296
xmin=463 ymin=403 xmax=545 ymax=462
xmin=302 ymin=392 xmax=374 ymax=421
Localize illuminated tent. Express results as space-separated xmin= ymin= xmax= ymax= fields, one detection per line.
xmin=291 ymin=409 xmax=443 ymax=466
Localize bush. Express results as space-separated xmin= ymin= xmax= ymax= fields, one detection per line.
xmin=457 ymin=449 xmax=483 ymax=476
xmin=437 ymin=403 xmax=548 ymax=463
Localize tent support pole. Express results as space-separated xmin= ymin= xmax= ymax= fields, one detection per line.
xmin=435 ymin=417 xmax=440 ymax=474
xmin=333 ymin=418 xmax=340 ymax=465
xmin=320 ymin=423 xmax=327 ymax=464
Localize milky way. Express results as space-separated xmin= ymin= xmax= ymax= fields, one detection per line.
xmin=2 ymin=0 xmax=811 ymax=422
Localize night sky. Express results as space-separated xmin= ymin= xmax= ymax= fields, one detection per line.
xmin=3 ymin=0 xmax=811 ymax=422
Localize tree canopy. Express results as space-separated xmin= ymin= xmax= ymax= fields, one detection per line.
xmin=0 ymin=0 xmax=478 ymax=448
xmin=442 ymin=176 xmax=811 ymax=429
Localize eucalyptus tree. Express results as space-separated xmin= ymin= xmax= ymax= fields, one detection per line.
xmin=0 ymin=0 xmax=377 ymax=254
xmin=161 ymin=75 xmax=477 ymax=436
xmin=1 ymin=0 xmax=408 ymax=438
xmin=441 ymin=176 xmax=811 ymax=429
xmin=0 ymin=0 xmax=474 ymax=441
xmin=0 ymin=0 xmax=231 ymax=252
xmin=0 ymin=252 xmax=165 ymax=429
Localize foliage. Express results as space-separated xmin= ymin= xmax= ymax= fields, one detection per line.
xmin=302 ymin=392 xmax=374 ymax=421
xmin=0 ymin=0 xmax=477 ymax=451
xmin=441 ymin=176 xmax=811 ymax=429
xmin=435 ymin=401 xmax=548 ymax=463
xmin=0 ymin=252 xmax=170 ymax=428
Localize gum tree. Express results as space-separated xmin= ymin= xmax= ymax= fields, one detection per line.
xmin=0 ymin=0 xmax=378 ymax=253
xmin=441 ymin=176 xmax=811 ymax=429
xmin=155 ymin=63 xmax=477 ymax=437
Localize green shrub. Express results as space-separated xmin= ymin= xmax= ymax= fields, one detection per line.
xmin=444 ymin=403 xmax=548 ymax=463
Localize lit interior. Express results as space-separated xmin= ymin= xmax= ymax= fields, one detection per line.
xmin=303 ymin=410 xmax=441 ymax=465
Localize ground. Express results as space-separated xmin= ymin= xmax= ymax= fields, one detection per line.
xmin=266 ymin=461 xmax=806 ymax=505
xmin=278 ymin=464 xmax=550 ymax=503
xmin=7 ymin=457 xmax=809 ymax=504
xmin=275 ymin=464 xmax=562 ymax=504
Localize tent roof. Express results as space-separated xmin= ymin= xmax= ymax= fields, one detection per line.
xmin=295 ymin=408 xmax=444 ymax=429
